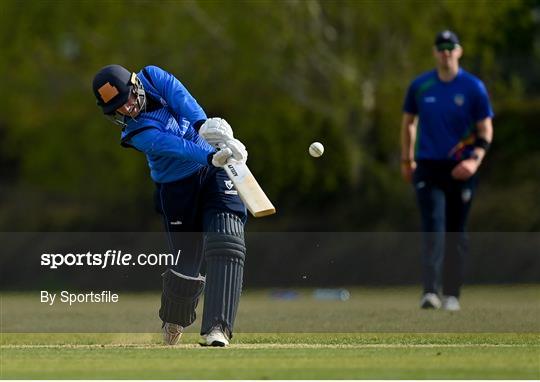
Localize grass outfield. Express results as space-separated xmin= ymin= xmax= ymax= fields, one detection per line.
xmin=2 ymin=333 xmax=539 ymax=379
xmin=1 ymin=285 xmax=539 ymax=379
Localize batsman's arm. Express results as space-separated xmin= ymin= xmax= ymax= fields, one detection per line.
xmin=129 ymin=128 xmax=214 ymax=166
xmin=143 ymin=65 xmax=207 ymax=125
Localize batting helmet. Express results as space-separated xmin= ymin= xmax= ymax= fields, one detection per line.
xmin=92 ymin=65 xmax=132 ymax=113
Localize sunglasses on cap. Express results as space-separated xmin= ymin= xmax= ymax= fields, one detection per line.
xmin=436 ymin=42 xmax=458 ymax=52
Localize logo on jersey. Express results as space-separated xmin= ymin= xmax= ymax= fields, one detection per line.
xmin=454 ymin=94 xmax=465 ymax=106
xmin=180 ymin=118 xmax=190 ymax=132
xmin=415 ymin=181 xmax=426 ymax=190
xmin=164 ymin=116 xmax=191 ymax=137
xmin=224 ymin=180 xmax=238 ymax=195
xmin=165 ymin=116 xmax=183 ymax=136
xmin=461 ymin=188 xmax=472 ymax=203
xmin=424 ymin=96 xmax=436 ymax=103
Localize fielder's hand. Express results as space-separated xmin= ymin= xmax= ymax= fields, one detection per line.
xmin=200 ymin=118 xmax=234 ymax=147
xmin=401 ymin=160 xmax=416 ymax=183
xmin=451 ymin=158 xmax=480 ymax=180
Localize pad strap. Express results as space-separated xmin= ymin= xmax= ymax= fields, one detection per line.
xmin=159 ymin=269 xmax=205 ymax=327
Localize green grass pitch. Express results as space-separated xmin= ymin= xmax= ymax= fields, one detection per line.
xmin=1 ymin=285 xmax=539 ymax=379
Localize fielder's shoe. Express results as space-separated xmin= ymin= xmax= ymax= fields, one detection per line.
xmin=442 ymin=295 xmax=461 ymax=311
xmin=420 ymin=293 xmax=442 ymax=309
xmin=162 ymin=322 xmax=183 ymax=345
xmin=200 ymin=325 xmax=230 ymax=347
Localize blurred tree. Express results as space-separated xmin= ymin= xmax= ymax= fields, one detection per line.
xmin=0 ymin=0 xmax=538 ymax=231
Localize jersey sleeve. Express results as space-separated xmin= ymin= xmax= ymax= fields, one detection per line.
xmin=403 ymin=81 xmax=418 ymax=114
xmin=144 ymin=65 xmax=207 ymax=125
xmin=129 ymin=128 xmax=214 ymax=166
xmin=471 ymin=80 xmax=494 ymax=122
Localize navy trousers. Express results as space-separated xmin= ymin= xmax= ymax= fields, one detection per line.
xmin=413 ymin=160 xmax=477 ymax=297
xmin=154 ymin=166 xmax=247 ymax=277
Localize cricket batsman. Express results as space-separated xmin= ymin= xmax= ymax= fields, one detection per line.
xmin=92 ymin=64 xmax=248 ymax=346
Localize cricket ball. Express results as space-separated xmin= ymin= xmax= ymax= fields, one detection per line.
xmin=309 ymin=142 xmax=324 ymax=157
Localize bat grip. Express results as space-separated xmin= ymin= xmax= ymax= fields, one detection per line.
xmin=217 ymin=142 xmax=235 ymax=166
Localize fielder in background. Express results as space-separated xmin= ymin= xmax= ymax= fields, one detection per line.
xmin=400 ymin=30 xmax=494 ymax=311
xmin=93 ymin=64 xmax=248 ymax=346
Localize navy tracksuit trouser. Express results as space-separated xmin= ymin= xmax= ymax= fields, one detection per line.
xmin=413 ymin=160 xmax=477 ymax=298
xmin=153 ymin=166 xmax=247 ymax=277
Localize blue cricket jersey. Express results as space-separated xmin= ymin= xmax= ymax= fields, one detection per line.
xmin=403 ymin=68 xmax=494 ymax=160
xmin=120 ymin=65 xmax=215 ymax=183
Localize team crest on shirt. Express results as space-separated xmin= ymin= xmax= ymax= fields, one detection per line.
xmin=224 ymin=180 xmax=238 ymax=195
xmin=454 ymin=94 xmax=465 ymax=106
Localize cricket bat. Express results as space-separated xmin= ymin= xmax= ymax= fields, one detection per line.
xmin=223 ymin=161 xmax=276 ymax=218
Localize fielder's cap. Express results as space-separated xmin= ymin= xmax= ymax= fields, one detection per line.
xmin=92 ymin=64 xmax=133 ymax=114
xmin=434 ymin=30 xmax=460 ymax=46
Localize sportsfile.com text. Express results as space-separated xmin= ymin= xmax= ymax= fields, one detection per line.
xmin=40 ymin=250 xmax=181 ymax=269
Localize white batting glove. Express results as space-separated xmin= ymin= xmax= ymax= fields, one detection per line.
xmin=211 ymin=147 xmax=233 ymax=167
xmin=221 ymin=139 xmax=248 ymax=163
xmin=199 ymin=118 xmax=234 ymax=147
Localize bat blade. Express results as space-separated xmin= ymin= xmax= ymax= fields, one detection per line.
xmin=223 ymin=161 xmax=276 ymax=218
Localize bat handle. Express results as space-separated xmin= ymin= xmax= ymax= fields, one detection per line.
xmin=217 ymin=142 xmax=236 ymax=166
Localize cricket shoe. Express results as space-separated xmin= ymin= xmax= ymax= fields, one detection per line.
xmin=200 ymin=325 xmax=229 ymax=347
xmin=442 ymin=295 xmax=461 ymax=311
xmin=162 ymin=322 xmax=183 ymax=345
xmin=420 ymin=293 xmax=442 ymax=309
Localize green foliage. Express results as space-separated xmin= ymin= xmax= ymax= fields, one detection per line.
xmin=0 ymin=0 xmax=538 ymax=230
